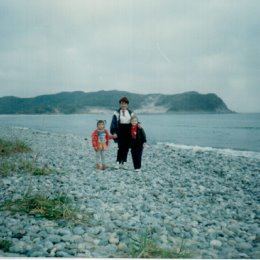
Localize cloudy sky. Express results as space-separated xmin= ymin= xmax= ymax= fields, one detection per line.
xmin=0 ymin=0 xmax=259 ymax=112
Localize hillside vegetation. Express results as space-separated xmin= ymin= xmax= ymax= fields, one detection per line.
xmin=0 ymin=90 xmax=233 ymax=114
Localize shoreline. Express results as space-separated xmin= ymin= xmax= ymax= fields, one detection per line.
xmin=4 ymin=125 xmax=260 ymax=156
xmin=160 ymin=142 xmax=260 ymax=160
xmin=0 ymin=127 xmax=259 ymax=258
xmin=1 ymin=113 xmax=260 ymax=154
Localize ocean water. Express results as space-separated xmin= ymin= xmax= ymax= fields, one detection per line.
xmin=0 ymin=113 xmax=260 ymax=153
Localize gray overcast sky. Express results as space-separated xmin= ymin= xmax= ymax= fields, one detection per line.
xmin=0 ymin=0 xmax=259 ymax=112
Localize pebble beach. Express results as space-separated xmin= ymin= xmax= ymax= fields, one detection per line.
xmin=0 ymin=126 xmax=259 ymax=258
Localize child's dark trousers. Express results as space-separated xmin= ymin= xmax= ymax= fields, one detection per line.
xmin=131 ymin=147 xmax=143 ymax=169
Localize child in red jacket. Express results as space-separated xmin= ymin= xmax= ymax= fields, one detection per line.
xmin=91 ymin=120 xmax=115 ymax=170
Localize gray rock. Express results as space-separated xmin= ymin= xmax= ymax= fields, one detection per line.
xmin=43 ymin=240 xmax=54 ymax=250
xmin=48 ymin=234 xmax=61 ymax=243
xmin=88 ymin=227 xmax=102 ymax=235
xmin=56 ymin=251 xmax=72 ymax=257
xmin=28 ymin=244 xmax=47 ymax=257
xmin=61 ymin=234 xmax=73 ymax=242
xmin=237 ymin=242 xmax=252 ymax=251
xmin=210 ymin=239 xmax=222 ymax=248
xmin=73 ymin=226 xmax=85 ymax=235
xmin=10 ymin=241 xmax=28 ymax=254
xmin=57 ymin=228 xmax=72 ymax=236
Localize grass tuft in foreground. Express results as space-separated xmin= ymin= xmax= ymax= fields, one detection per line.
xmin=0 ymin=239 xmax=13 ymax=252
xmin=130 ymin=229 xmax=191 ymax=258
xmin=0 ymin=194 xmax=92 ymax=224
xmin=0 ymin=162 xmax=16 ymax=177
xmin=18 ymin=161 xmax=58 ymax=176
xmin=0 ymin=160 xmax=59 ymax=177
xmin=0 ymin=138 xmax=31 ymax=156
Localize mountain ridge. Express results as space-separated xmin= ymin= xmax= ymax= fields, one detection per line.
xmin=0 ymin=90 xmax=234 ymax=114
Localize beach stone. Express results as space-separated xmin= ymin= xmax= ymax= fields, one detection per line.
xmin=252 ymin=250 xmax=260 ymax=259
xmin=43 ymin=240 xmax=54 ymax=250
xmin=73 ymin=226 xmax=85 ymax=235
xmin=117 ymin=242 xmax=128 ymax=252
xmin=229 ymin=223 xmax=240 ymax=232
xmin=71 ymin=235 xmax=84 ymax=243
xmin=191 ymin=220 xmax=199 ymax=227
xmin=191 ymin=227 xmax=199 ymax=235
xmin=91 ymin=244 xmax=117 ymax=258
xmin=48 ymin=234 xmax=61 ymax=243
xmin=246 ymin=235 xmax=256 ymax=243
xmin=105 ymin=244 xmax=118 ymax=256
xmin=238 ymin=253 xmax=249 ymax=258
xmin=77 ymin=250 xmax=92 ymax=258
xmin=121 ymin=212 xmax=131 ymax=221
xmin=185 ymin=239 xmax=198 ymax=250
xmin=28 ymin=245 xmax=47 ymax=257
xmin=56 ymin=251 xmax=72 ymax=257
xmin=77 ymin=243 xmax=87 ymax=253
xmin=222 ymin=227 xmax=234 ymax=236
xmin=57 ymin=228 xmax=71 ymax=236
xmin=45 ymin=226 xmax=57 ymax=234
xmin=173 ymin=227 xmax=181 ymax=234
xmin=3 ymin=179 xmax=12 ymax=186
xmin=88 ymin=227 xmax=102 ymax=235
xmin=51 ymin=242 xmax=66 ymax=251
xmin=61 ymin=234 xmax=74 ymax=242
xmin=38 ymin=231 xmax=48 ymax=238
xmin=30 ymin=250 xmax=48 ymax=257
xmin=104 ymin=222 xmax=116 ymax=232
xmin=108 ymin=233 xmax=119 ymax=245
xmin=237 ymin=242 xmax=252 ymax=251
xmin=210 ymin=239 xmax=222 ymax=248
xmin=10 ymin=241 xmax=28 ymax=254
xmin=21 ymin=235 xmax=31 ymax=242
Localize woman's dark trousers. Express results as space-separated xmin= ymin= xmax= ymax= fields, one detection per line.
xmin=117 ymin=124 xmax=131 ymax=163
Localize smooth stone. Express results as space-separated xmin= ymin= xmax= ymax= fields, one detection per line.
xmin=73 ymin=226 xmax=85 ymax=235
xmin=237 ymin=242 xmax=252 ymax=251
xmin=210 ymin=239 xmax=222 ymax=248
xmin=108 ymin=234 xmax=119 ymax=245
xmin=48 ymin=235 xmax=61 ymax=243
xmin=56 ymin=251 xmax=72 ymax=257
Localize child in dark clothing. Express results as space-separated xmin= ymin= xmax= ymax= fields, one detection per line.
xmin=130 ymin=116 xmax=146 ymax=172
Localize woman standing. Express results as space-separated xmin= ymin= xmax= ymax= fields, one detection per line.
xmin=110 ymin=97 xmax=135 ymax=169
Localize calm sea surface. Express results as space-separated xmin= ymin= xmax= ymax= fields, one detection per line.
xmin=0 ymin=113 xmax=260 ymax=153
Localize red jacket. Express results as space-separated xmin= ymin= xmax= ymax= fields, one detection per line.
xmin=91 ymin=129 xmax=113 ymax=148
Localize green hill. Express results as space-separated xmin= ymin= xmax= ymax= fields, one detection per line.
xmin=0 ymin=90 xmax=233 ymax=114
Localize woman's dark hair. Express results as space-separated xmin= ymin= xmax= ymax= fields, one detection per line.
xmin=119 ymin=96 xmax=129 ymax=104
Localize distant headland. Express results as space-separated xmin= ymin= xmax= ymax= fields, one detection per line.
xmin=0 ymin=90 xmax=234 ymax=114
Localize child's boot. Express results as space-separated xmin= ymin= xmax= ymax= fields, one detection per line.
xmin=102 ymin=165 xmax=108 ymax=171
xmin=96 ymin=164 xmax=100 ymax=170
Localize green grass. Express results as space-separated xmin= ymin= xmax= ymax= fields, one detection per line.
xmin=0 ymin=138 xmax=54 ymax=177
xmin=0 ymin=138 xmax=31 ymax=156
xmin=0 ymin=162 xmax=16 ymax=177
xmin=0 ymin=239 xmax=13 ymax=252
xmin=18 ymin=161 xmax=57 ymax=176
xmin=130 ymin=229 xmax=191 ymax=258
xmin=0 ymin=194 xmax=92 ymax=224
xmin=0 ymin=160 xmax=59 ymax=177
